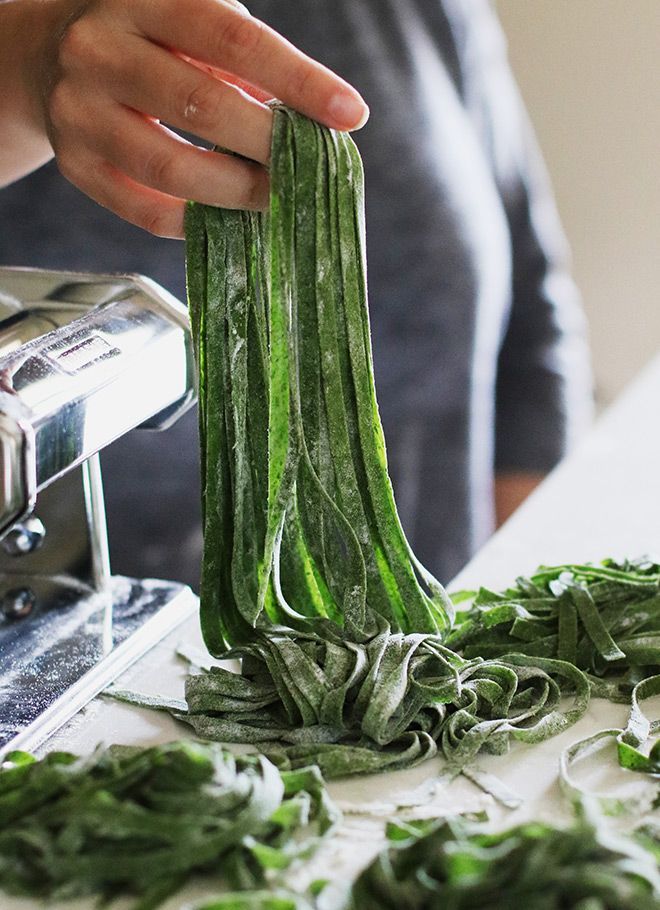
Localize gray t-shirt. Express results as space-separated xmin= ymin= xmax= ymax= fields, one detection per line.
xmin=0 ymin=0 xmax=592 ymax=586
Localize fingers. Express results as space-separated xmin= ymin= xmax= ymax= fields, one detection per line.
xmin=81 ymin=33 xmax=274 ymax=165
xmin=131 ymin=0 xmax=370 ymax=131
xmin=183 ymin=59 xmax=274 ymax=105
xmin=59 ymin=154 xmax=188 ymax=238
xmin=49 ymin=15 xmax=270 ymax=232
xmin=78 ymin=102 xmax=269 ymax=209
xmin=217 ymin=0 xmax=250 ymax=13
xmin=43 ymin=0 xmax=369 ymax=236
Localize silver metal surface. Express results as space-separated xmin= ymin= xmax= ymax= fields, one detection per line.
xmin=0 ymin=576 xmax=198 ymax=758
xmin=0 ymin=267 xmax=196 ymax=536
xmin=0 ymin=266 xmax=200 ymax=758
xmin=1 ymin=515 xmax=46 ymax=556
xmin=0 ymin=456 xmax=110 ymax=609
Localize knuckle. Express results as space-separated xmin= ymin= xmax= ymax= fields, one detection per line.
xmin=241 ymin=166 xmax=268 ymax=210
xmin=142 ymin=150 xmax=178 ymax=191
xmin=139 ymin=204 xmax=174 ymax=237
xmin=286 ymin=61 xmax=316 ymax=103
xmin=180 ymin=80 xmax=219 ymax=127
xmin=58 ymin=17 xmax=94 ymax=69
xmin=58 ymin=10 xmax=115 ymax=75
xmin=216 ymin=13 xmax=263 ymax=62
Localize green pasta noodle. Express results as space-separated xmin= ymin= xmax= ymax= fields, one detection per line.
xmin=446 ymin=557 xmax=660 ymax=699
xmin=177 ymin=107 xmax=604 ymax=782
xmin=164 ymin=102 xmax=657 ymax=792
xmin=186 ymin=107 xmax=451 ymax=650
xmin=0 ymin=741 xmax=338 ymax=909
xmin=559 ymin=673 xmax=660 ymax=814
xmin=344 ymin=810 xmax=660 ymax=909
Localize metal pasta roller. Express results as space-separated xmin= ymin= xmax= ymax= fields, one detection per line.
xmin=0 ymin=266 xmax=198 ymax=758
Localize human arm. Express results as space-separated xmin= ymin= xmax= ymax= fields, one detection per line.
xmin=494 ymin=471 xmax=543 ymax=526
xmin=493 ymin=101 xmax=593 ymax=492
xmin=0 ymin=0 xmax=56 ymax=187
xmin=456 ymin=2 xmax=593 ymax=516
xmin=0 ymin=0 xmax=368 ymax=236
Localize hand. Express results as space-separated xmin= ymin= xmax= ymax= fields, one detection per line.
xmin=16 ymin=0 xmax=369 ymax=237
xmin=494 ymin=472 xmax=545 ymax=526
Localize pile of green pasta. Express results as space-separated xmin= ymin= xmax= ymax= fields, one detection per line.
xmin=447 ymin=557 xmax=660 ymax=699
xmin=144 ymin=633 xmax=586 ymax=785
xmin=344 ymin=810 xmax=660 ymax=910
xmin=0 ymin=741 xmax=338 ymax=910
xmin=192 ymin=808 xmax=660 ymax=910
xmin=117 ymin=560 xmax=660 ymax=784
xmin=182 ymin=106 xmax=660 ymax=782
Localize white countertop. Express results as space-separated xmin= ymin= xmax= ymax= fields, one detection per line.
xmin=7 ymin=355 xmax=660 ymax=909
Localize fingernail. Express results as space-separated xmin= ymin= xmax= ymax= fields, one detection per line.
xmin=223 ymin=0 xmax=251 ymax=14
xmin=327 ymin=92 xmax=370 ymax=130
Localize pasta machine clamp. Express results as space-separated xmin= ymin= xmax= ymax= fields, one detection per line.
xmin=0 ymin=266 xmax=198 ymax=758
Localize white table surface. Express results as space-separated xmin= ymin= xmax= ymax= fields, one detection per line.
xmin=7 ymin=354 xmax=660 ymax=909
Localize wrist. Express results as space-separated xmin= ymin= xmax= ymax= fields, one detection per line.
xmin=494 ymin=471 xmax=545 ymax=527
xmin=0 ymin=0 xmax=78 ymax=184
xmin=19 ymin=0 xmax=71 ymax=133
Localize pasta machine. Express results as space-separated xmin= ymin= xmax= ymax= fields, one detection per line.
xmin=0 ymin=266 xmax=198 ymax=758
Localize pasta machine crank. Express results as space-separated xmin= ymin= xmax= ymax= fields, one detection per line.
xmin=0 ymin=266 xmax=198 ymax=758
